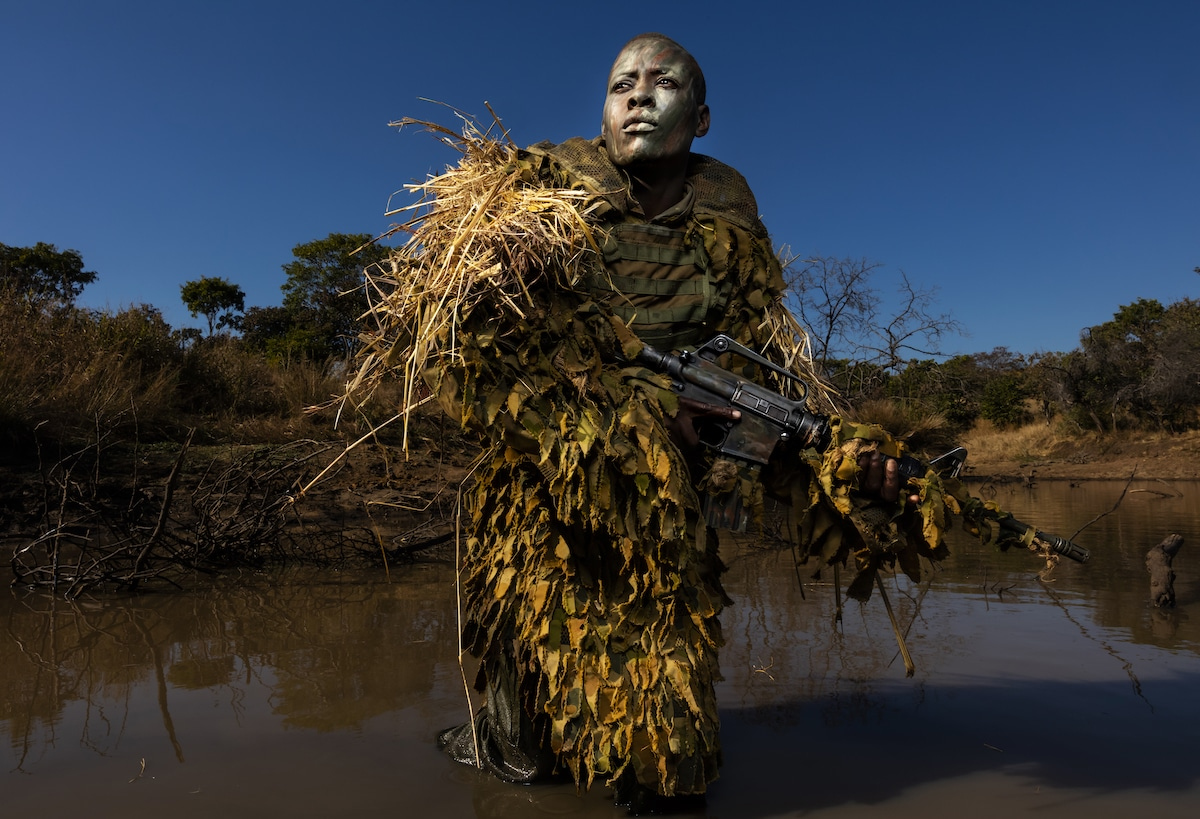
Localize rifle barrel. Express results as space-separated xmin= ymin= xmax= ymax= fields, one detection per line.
xmin=997 ymin=515 xmax=1090 ymax=563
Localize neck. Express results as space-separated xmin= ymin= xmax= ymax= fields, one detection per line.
xmin=624 ymin=155 xmax=689 ymax=220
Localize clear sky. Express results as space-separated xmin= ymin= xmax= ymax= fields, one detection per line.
xmin=3 ymin=0 xmax=1196 ymax=357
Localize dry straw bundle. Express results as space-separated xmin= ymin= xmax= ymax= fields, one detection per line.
xmin=346 ymin=112 xmax=609 ymax=445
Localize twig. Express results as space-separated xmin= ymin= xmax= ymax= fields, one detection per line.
xmin=453 ymin=485 xmax=482 ymax=768
xmin=130 ymin=428 xmax=194 ymax=583
xmin=389 ymin=530 xmax=455 ymax=557
xmin=365 ymin=501 xmax=390 ymax=582
xmin=128 ymin=757 xmax=146 ymax=783
xmin=889 ymin=570 xmax=933 ymax=669
xmin=1038 ymin=580 xmax=1154 ymax=712
xmin=789 ymin=542 xmax=807 ymax=600
xmin=292 ymin=413 xmax=403 ymax=499
xmin=876 ymin=574 xmax=915 ymax=677
xmin=832 ymin=562 xmax=843 ymax=626
xmin=1070 ymin=467 xmax=1137 ymax=542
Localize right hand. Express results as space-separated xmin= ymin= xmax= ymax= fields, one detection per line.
xmin=857 ymin=450 xmax=919 ymax=506
xmin=666 ymin=396 xmax=741 ymax=454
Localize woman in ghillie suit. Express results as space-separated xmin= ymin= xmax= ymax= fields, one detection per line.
xmin=429 ymin=34 xmax=796 ymax=804
xmin=355 ymin=33 xmax=1017 ymax=812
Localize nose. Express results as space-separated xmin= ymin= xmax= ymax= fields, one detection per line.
xmin=628 ymin=78 xmax=655 ymax=107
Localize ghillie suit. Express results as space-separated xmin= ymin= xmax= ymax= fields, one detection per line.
xmin=349 ymin=116 xmax=1053 ymax=797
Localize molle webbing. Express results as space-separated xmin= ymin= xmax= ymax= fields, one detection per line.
xmin=592 ymin=222 xmax=728 ymax=350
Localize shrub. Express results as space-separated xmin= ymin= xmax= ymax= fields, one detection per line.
xmin=0 ymin=295 xmax=183 ymax=447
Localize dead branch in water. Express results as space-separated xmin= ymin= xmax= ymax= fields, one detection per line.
xmin=9 ymin=429 xmax=463 ymax=596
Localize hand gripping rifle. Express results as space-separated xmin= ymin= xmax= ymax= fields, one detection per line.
xmin=635 ymin=334 xmax=1090 ymax=563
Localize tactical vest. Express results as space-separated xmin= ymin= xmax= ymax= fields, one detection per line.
xmin=591 ymin=217 xmax=730 ymax=351
xmin=523 ymin=136 xmax=773 ymax=353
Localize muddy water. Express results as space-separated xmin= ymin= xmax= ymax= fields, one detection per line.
xmin=4 ymin=479 xmax=1200 ymax=818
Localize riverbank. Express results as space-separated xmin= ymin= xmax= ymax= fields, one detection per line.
xmin=958 ymin=423 xmax=1200 ymax=482
xmin=5 ymin=417 xmax=1197 ymax=591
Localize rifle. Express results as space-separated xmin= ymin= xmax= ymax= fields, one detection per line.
xmin=635 ymin=334 xmax=1090 ymax=563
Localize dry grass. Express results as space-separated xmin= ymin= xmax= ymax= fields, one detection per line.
xmin=0 ymin=300 xmax=178 ymax=444
xmin=956 ymin=420 xmax=1200 ymax=480
xmin=0 ymin=291 xmax=372 ymax=452
xmin=344 ymin=111 xmax=824 ymax=452
xmin=960 ymin=418 xmax=1077 ymax=464
xmin=757 ymin=304 xmax=833 ymax=408
xmin=346 ymin=113 xmax=605 ymax=446
xmin=849 ymin=397 xmax=948 ymax=438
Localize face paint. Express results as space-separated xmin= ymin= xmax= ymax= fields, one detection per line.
xmin=601 ymin=38 xmax=709 ymax=169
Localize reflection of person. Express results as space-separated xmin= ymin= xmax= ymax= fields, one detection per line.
xmin=430 ymin=33 xmax=898 ymax=812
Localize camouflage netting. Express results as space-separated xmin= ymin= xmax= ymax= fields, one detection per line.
xmin=347 ymin=115 xmax=1051 ymax=796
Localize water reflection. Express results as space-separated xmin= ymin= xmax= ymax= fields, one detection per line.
xmin=3 ymin=567 xmax=457 ymax=769
xmin=4 ymin=480 xmax=1200 ymax=818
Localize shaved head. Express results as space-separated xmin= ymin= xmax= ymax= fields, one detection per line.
xmin=601 ymin=34 xmax=710 ymax=169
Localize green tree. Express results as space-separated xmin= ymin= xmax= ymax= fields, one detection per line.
xmin=0 ymin=241 xmax=97 ymax=305
xmin=280 ymin=233 xmax=391 ymax=358
xmin=239 ymin=305 xmax=294 ymax=352
xmin=1142 ymin=298 xmax=1200 ymax=428
xmin=93 ymin=303 xmax=182 ymax=372
xmin=239 ymin=305 xmax=322 ymax=364
xmin=1079 ymin=298 xmax=1164 ymax=430
xmin=1046 ymin=296 xmax=1200 ymax=431
xmin=887 ymin=355 xmax=981 ymax=429
xmin=979 ymin=373 xmax=1031 ymax=428
xmin=180 ymin=276 xmax=246 ymax=336
xmin=881 ymin=347 xmax=1032 ymax=433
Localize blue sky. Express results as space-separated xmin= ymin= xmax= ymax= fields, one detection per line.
xmin=3 ymin=0 xmax=1196 ymax=357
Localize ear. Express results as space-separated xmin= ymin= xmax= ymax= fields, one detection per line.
xmin=695 ymin=104 xmax=710 ymax=138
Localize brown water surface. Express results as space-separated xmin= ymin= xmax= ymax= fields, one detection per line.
xmin=4 ymin=479 xmax=1200 ymax=817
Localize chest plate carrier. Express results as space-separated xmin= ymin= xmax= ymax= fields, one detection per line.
xmin=593 ymin=219 xmax=729 ymax=351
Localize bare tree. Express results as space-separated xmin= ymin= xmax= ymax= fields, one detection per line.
xmin=862 ymin=272 xmax=964 ymax=372
xmin=782 ymin=255 xmax=881 ymax=363
xmin=783 ymin=255 xmax=962 ymax=371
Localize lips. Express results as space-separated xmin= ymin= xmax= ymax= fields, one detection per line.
xmin=623 ymin=117 xmax=656 ymax=133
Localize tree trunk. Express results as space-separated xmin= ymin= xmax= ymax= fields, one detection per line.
xmin=1146 ymin=534 xmax=1184 ymax=608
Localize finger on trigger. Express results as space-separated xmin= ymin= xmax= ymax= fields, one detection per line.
xmin=863 ymin=451 xmax=884 ymax=494
xmin=881 ymin=455 xmax=900 ymax=503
